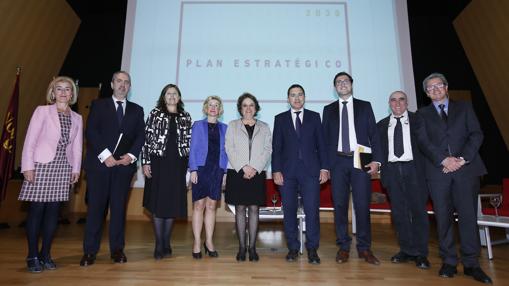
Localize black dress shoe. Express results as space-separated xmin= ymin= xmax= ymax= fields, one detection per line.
xmin=236 ymin=247 xmax=247 ymax=261
xmin=111 ymin=250 xmax=127 ymax=263
xmin=80 ymin=254 xmax=96 ymax=267
xmin=163 ymin=246 xmax=172 ymax=258
xmin=26 ymin=257 xmax=43 ymax=273
xmin=438 ymin=263 xmax=457 ymax=278
xmin=286 ymin=249 xmax=299 ymax=262
xmin=154 ymin=249 xmax=164 ymax=260
xmin=40 ymin=257 xmax=57 ymax=270
xmin=248 ymin=247 xmax=259 ymax=262
xmin=464 ymin=267 xmax=493 ymax=284
xmin=204 ymin=243 xmax=218 ymax=257
xmin=192 ymin=251 xmax=202 ymax=259
xmin=390 ymin=252 xmax=415 ymax=263
xmin=307 ymin=249 xmax=320 ymax=264
xmin=415 ymin=256 xmax=430 ymax=269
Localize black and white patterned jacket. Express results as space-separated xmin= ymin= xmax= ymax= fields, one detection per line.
xmin=141 ymin=107 xmax=192 ymax=165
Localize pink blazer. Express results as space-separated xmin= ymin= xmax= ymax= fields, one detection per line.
xmin=21 ymin=104 xmax=83 ymax=173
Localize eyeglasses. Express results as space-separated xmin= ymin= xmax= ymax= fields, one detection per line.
xmin=426 ymin=83 xmax=446 ymax=92
xmin=335 ymin=79 xmax=351 ymax=86
xmin=242 ymin=104 xmax=255 ymax=108
xmin=166 ymin=93 xmax=179 ymax=97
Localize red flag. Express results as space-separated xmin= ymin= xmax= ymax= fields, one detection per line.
xmin=0 ymin=70 xmax=20 ymax=201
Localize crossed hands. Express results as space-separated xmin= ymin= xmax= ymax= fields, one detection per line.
xmin=104 ymin=154 xmax=132 ymax=167
xmin=242 ymin=165 xmax=257 ymax=180
xmin=442 ymin=156 xmax=466 ymax=173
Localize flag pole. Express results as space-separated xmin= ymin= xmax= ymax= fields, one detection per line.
xmin=0 ymin=67 xmax=21 ymax=229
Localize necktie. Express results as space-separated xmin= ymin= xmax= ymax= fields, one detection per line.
xmin=439 ymin=104 xmax=447 ymax=122
xmin=295 ymin=111 xmax=302 ymax=159
xmin=394 ymin=116 xmax=404 ymax=158
xmin=341 ymin=101 xmax=350 ymax=153
xmin=116 ymin=101 xmax=124 ymax=124
xmin=294 ymin=111 xmax=302 ymax=138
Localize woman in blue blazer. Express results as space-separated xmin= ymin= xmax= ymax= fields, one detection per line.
xmin=188 ymin=96 xmax=228 ymax=259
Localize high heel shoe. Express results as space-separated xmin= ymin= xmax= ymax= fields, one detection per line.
xmin=163 ymin=246 xmax=172 ymax=258
xmin=203 ymin=243 xmax=219 ymax=257
xmin=248 ymin=247 xmax=259 ymax=262
xmin=192 ymin=251 xmax=202 ymax=259
xmin=154 ymin=248 xmax=164 ymax=260
xmin=236 ymin=247 xmax=247 ymax=261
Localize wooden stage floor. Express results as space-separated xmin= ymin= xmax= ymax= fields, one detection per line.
xmin=1 ymin=220 xmax=508 ymax=286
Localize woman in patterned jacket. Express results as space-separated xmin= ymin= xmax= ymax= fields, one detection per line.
xmin=141 ymin=84 xmax=192 ymax=259
xmin=19 ymin=76 xmax=83 ymax=273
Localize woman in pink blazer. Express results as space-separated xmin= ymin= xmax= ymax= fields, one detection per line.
xmin=18 ymin=76 xmax=83 ymax=273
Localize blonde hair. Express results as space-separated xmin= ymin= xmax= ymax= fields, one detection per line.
xmin=46 ymin=76 xmax=78 ymax=105
xmin=202 ymin=95 xmax=224 ymax=116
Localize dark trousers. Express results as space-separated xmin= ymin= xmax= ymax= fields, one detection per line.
xmin=330 ymin=155 xmax=372 ymax=251
xmin=279 ymin=162 xmax=321 ymax=250
xmin=428 ymin=174 xmax=481 ymax=267
xmin=385 ymin=161 xmax=429 ymax=257
xmin=83 ymin=166 xmax=134 ymax=254
xmin=26 ymin=202 xmax=60 ymax=259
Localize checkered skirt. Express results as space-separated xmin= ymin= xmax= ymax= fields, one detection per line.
xmin=18 ymin=112 xmax=73 ymax=202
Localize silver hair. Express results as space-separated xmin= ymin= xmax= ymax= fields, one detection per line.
xmin=422 ymin=72 xmax=448 ymax=92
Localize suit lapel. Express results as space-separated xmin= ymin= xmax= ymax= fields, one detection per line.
xmin=446 ymin=99 xmax=457 ymax=124
xmin=239 ymin=120 xmax=248 ymax=136
xmin=427 ymin=103 xmax=447 ymax=130
xmin=285 ymin=110 xmax=298 ymax=138
xmin=252 ymin=121 xmax=260 ymax=138
xmin=49 ymin=105 xmax=61 ymax=136
xmin=352 ymin=99 xmax=361 ymax=135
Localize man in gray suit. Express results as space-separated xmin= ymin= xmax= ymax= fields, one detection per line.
xmin=418 ymin=73 xmax=491 ymax=284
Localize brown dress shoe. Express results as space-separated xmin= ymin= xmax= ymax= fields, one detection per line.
xmin=358 ymin=250 xmax=380 ymax=265
xmin=111 ymin=250 xmax=127 ymax=263
xmin=335 ymin=250 xmax=349 ymax=263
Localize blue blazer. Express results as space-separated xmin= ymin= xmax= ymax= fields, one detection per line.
xmin=322 ymin=98 xmax=382 ymax=164
xmin=84 ymin=97 xmax=145 ymax=172
xmin=271 ymin=109 xmax=327 ymax=178
xmin=188 ymin=119 xmax=228 ymax=172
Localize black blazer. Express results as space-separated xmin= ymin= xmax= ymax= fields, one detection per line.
xmin=377 ymin=111 xmax=427 ymax=190
xmin=322 ymin=98 xmax=382 ymax=164
xmin=84 ymin=97 xmax=145 ymax=172
xmin=417 ymin=100 xmax=486 ymax=179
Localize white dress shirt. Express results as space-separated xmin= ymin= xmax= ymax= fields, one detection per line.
xmin=337 ymin=96 xmax=358 ymax=152
xmin=387 ymin=110 xmax=413 ymax=162
xmin=290 ymin=107 xmax=304 ymax=129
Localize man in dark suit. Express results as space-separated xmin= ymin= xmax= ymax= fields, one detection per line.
xmin=80 ymin=71 xmax=145 ymax=266
xmin=418 ymin=73 xmax=491 ymax=283
xmin=322 ymin=72 xmax=382 ymax=265
xmin=272 ymin=84 xmax=328 ymax=264
xmin=377 ymin=91 xmax=430 ymax=269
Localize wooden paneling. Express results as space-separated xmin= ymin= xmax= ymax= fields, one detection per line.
xmin=454 ymin=0 xmax=509 ymax=148
xmin=448 ymin=90 xmax=471 ymax=102
xmin=0 ymin=0 xmax=81 ymax=168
